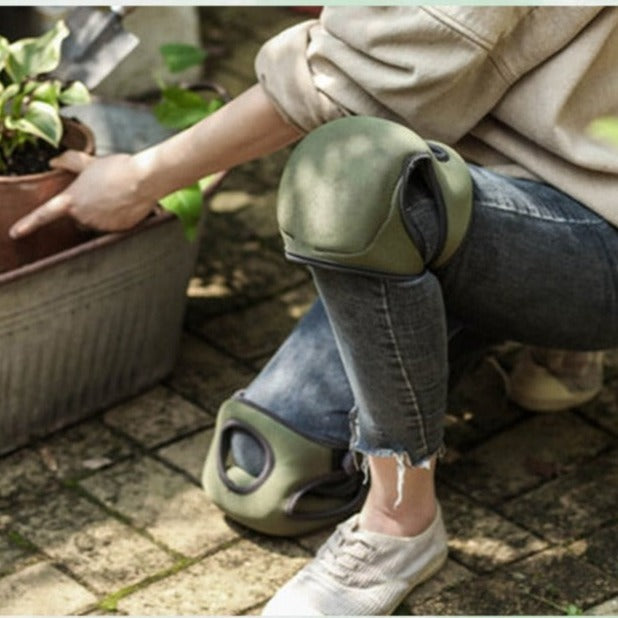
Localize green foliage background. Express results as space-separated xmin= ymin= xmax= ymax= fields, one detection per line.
xmin=154 ymin=43 xmax=224 ymax=241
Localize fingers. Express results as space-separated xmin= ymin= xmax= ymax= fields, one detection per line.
xmin=9 ymin=151 xmax=94 ymax=238
xmin=9 ymin=192 xmax=73 ymax=239
xmin=49 ymin=150 xmax=93 ymax=173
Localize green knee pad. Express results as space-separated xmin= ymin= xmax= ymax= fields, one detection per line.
xmin=202 ymin=398 xmax=366 ymax=537
xmin=277 ymin=116 xmax=473 ymax=276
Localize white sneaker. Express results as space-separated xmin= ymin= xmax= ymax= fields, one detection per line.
xmin=262 ymin=504 xmax=448 ymax=616
xmin=509 ymin=348 xmax=604 ymax=412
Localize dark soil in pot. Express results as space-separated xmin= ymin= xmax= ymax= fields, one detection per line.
xmin=1 ymin=140 xmax=66 ymax=176
xmin=0 ymin=118 xmax=96 ymax=274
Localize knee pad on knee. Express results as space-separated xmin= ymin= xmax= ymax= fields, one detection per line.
xmin=202 ymin=396 xmax=366 ymax=537
xmin=277 ymin=116 xmax=473 ymax=276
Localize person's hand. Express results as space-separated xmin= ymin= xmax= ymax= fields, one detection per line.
xmin=9 ymin=150 xmax=157 ymax=239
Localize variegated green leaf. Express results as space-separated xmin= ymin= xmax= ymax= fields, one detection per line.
xmin=10 ymin=89 xmax=28 ymax=118
xmin=5 ymin=100 xmax=62 ymax=146
xmin=0 ymin=36 xmax=9 ymax=73
xmin=23 ymin=81 xmax=39 ymax=95
xmin=0 ymin=83 xmax=19 ymax=114
xmin=59 ymin=80 xmax=91 ymax=105
xmin=32 ymin=80 xmax=61 ymax=105
xmin=6 ymin=20 xmax=69 ymax=82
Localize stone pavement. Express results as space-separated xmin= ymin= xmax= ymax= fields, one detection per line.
xmin=1 ymin=7 xmax=617 ymax=616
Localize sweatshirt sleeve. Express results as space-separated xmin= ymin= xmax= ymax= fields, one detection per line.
xmin=255 ymin=7 xmax=532 ymax=142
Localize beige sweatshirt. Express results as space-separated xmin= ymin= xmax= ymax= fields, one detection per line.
xmin=255 ymin=6 xmax=618 ymax=227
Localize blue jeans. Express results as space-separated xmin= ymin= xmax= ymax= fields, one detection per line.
xmin=238 ymin=165 xmax=618 ymax=468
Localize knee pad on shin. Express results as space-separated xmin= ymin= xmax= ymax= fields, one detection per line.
xmin=277 ymin=116 xmax=473 ymax=276
xmin=202 ymin=397 xmax=366 ymax=537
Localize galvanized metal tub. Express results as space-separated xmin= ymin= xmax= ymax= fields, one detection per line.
xmin=0 ymin=102 xmax=222 ymax=455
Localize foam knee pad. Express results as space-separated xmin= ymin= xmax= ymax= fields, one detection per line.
xmin=277 ymin=116 xmax=473 ymax=276
xmin=202 ymin=397 xmax=366 ymax=537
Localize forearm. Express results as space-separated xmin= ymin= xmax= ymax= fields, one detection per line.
xmin=133 ymin=83 xmax=303 ymax=200
xmin=8 ymin=84 xmax=304 ymax=238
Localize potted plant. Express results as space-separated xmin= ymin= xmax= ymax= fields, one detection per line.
xmin=0 ymin=20 xmax=94 ymax=273
xmin=0 ymin=36 xmax=229 ymax=456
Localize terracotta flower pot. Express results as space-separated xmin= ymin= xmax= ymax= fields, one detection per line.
xmin=0 ymin=118 xmax=96 ymax=273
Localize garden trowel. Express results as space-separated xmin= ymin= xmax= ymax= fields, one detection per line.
xmin=51 ymin=6 xmax=138 ymax=89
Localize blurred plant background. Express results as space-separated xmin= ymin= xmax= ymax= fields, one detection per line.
xmin=154 ymin=42 xmax=225 ymax=241
xmin=589 ymin=116 xmax=618 ymax=147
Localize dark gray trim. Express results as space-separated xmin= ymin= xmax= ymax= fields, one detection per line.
xmin=399 ymin=151 xmax=448 ymax=267
xmin=284 ymin=469 xmax=367 ymax=521
xmin=216 ymin=418 xmax=274 ymax=495
xmin=284 ymin=251 xmax=425 ymax=281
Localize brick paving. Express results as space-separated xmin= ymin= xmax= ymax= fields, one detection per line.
xmin=1 ymin=8 xmax=616 ymax=616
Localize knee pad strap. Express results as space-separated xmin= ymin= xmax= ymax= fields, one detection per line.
xmin=277 ymin=116 xmax=473 ymax=277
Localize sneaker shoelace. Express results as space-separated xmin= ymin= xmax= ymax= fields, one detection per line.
xmin=315 ymin=521 xmax=379 ymax=585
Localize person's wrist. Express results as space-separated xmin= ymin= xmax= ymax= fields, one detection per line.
xmin=130 ymin=150 xmax=162 ymax=204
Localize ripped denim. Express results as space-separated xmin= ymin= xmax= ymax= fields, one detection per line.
xmin=240 ymin=164 xmax=618 ymax=470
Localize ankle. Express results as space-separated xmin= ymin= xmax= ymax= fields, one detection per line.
xmin=359 ymin=454 xmax=438 ymax=537
xmin=359 ymin=498 xmax=437 ymax=537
